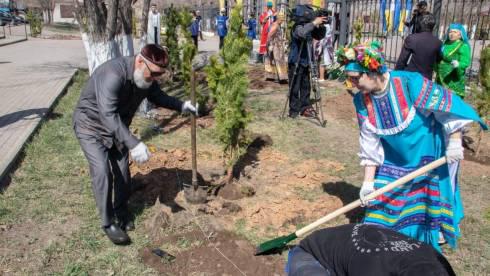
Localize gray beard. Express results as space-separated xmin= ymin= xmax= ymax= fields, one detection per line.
xmin=133 ymin=67 xmax=152 ymax=89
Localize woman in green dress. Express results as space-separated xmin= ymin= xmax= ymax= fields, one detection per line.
xmin=436 ymin=23 xmax=471 ymax=98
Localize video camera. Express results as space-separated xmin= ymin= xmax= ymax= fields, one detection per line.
xmin=291 ymin=5 xmax=331 ymax=25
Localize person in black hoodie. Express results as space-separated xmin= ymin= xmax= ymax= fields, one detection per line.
xmin=396 ymin=13 xmax=442 ymax=79
xmin=286 ymin=224 xmax=456 ymax=276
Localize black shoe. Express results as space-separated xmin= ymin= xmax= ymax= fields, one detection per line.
xmin=119 ymin=219 xmax=135 ymax=232
xmin=103 ymin=224 xmax=130 ymax=245
xmin=289 ymin=112 xmax=299 ymax=119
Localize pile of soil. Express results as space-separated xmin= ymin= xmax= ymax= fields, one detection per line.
xmin=140 ymin=230 xmax=284 ymax=275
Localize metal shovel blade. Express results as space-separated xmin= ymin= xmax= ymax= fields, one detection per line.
xmin=183 ymin=182 xmax=208 ymax=204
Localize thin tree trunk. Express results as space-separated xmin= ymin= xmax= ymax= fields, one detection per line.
xmin=139 ymin=0 xmax=151 ymax=50
xmin=117 ymin=0 xmax=134 ymax=56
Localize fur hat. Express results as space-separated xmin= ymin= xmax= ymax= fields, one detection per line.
xmin=140 ymin=44 xmax=169 ymax=68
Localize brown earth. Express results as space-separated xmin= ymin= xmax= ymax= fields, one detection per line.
xmin=140 ymin=230 xmax=284 ymax=275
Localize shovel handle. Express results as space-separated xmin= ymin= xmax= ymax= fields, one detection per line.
xmin=191 ymin=70 xmax=198 ymax=185
xmin=295 ymin=157 xmax=447 ymax=237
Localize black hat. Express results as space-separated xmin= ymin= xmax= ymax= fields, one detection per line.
xmin=417 ymin=1 xmax=428 ymax=7
xmin=140 ymin=44 xmax=168 ymax=68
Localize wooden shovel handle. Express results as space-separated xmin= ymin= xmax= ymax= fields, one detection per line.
xmin=295 ymin=157 xmax=447 ymax=237
xmin=191 ymin=70 xmax=198 ymax=185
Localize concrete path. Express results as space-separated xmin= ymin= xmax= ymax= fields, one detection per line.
xmin=0 ymin=38 xmax=87 ymax=182
xmin=0 ymin=35 xmax=221 ymax=183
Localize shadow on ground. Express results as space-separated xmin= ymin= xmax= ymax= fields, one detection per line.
xmin=322 ymin=181 xmax=364 ymax=223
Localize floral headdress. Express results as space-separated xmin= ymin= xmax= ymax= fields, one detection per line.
xmin=336 ymin=40 xmax=387 ymax=73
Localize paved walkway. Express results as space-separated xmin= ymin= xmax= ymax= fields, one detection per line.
xmin=0 ymin=35 xmax=221 ymax=182
xmin=0 ymin=38 xmax=87 ymax=182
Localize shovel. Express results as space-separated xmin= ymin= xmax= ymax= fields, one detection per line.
xmin=183 ymin=69 xmax=208 ymax=204
xmin=255 ymin=157 xmax=447 ymax=255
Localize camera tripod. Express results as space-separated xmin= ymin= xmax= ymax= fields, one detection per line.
xmin=281 ymin=38 xmax=327 ymax=127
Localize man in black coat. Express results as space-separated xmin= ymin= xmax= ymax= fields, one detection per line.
xmin=73 ymin=45 xmax=197 ymax=245
xmin=396 ymin=13 xmax=442 ymax=79
xmin=288 ymin=4 xmax=327 ymax=118
xmin=404 ymin=1 xmax=430 ymax=34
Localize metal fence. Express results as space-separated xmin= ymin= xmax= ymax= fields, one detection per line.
xmin=338 ymin=0 xmax=489 ymax=78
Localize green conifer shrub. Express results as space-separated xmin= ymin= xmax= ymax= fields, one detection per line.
xmin=205 ymin=5 xmax=253 ymax=183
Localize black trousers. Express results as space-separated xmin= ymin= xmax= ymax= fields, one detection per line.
xmin=288 ymin=63 xmax=311 ymax=116
xmin=287 ymin=246 xmax=332 ymax=276
xmin=192 ymin=35 xmax=198 ymax=49
xmin=154 ymin=27 xmax=159 ymax=45
xmin=219 ymin=36 xmax=224 ymax=49
xmin=75 ymin=127 xmax=131 ymax=227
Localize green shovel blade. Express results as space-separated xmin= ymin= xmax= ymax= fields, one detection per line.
xmin=254 ymin=232 xmax=298 ymax=256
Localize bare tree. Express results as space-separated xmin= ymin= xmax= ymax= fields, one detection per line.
xmin=74 ymin=0 xmax=135 ymax=74
xmin=139 ymin=0 xmax=151 ymax=48
xmin=39 ymin=0 xmax=54 ymax=24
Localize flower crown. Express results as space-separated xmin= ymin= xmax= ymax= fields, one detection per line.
xmin=336 ymin=41 xmax=386 ymax=73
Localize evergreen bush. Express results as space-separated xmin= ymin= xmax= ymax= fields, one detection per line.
xmin=205 ymin=5 xmax=253 ymax=183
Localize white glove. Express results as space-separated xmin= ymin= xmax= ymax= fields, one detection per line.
xmin=359 ymin=181 xmax=375 ymax=207
xmin=451 ymin=60 xmax=459 ymax=68
xmin=130 ymin=142 xmax=151 ymax=164
xmin=446 ymin=138 xmax=464 ymax=163
xmin=182 ymin=100 xmax=199 ymax=116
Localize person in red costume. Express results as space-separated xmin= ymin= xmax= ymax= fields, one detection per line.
xmin=259 ymin=1 xmax=276 ymax=56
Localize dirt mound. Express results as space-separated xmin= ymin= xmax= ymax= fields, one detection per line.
xmin=140 ymin=230 xmax=285 ymax=275
xmin=248 ymin=65 xmax=286 ymax=91
xmin=324 ymin=89 xmax=357 ymax=124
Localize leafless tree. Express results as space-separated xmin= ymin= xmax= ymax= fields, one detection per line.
xmin=39 ymin=0 xmax=54 ymax=24
xmin=74 ymin=0 xmax=135 ymax=74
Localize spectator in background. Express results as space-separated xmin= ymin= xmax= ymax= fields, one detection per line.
xmin=216 ymin=8 xmax=228 ymax=49
xmin=395 ymin=13 xmax=441 ymax=79
xmin=247 ymin=13 xmax=257 ymax=40
xmin=196 ymin=10 xmax=205 ymax=41
xmin=190 ymin=11 xmax=200 ymax=49
xmin=259 ymin=1 xmax=276 ymax=56
xmin=264 ymin=12 xmax=287 ymax=83
xmin=404 ymin=1 xmax=430 ymax=34
xmin=436 ymin=23 xmax=472 ymax=99
xmin=147 ymin=3 xmax=161 ymax=45
xmin=316 ymin=14 xmax=334 ymax=82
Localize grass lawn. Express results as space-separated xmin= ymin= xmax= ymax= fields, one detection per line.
xmin=0 ymin=68 xmax=489 ymax=274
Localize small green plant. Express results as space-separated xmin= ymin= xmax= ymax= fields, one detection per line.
xmin=476 ymin=46 xmax=490 ymax=118
xmin=353 ymin=17 xmax=363 ymax=45
xmin=468 ymin=46 xmax=490 ymax=156
xmin=205 ymin=5 xmax=253 ymax=184
xmin=163 ymin=6 xmax=181 ymax=74
xmin=26 ymin=10 xmax=43 ymax=37
xmin=179 ymin=11 xmax=197 ymax=93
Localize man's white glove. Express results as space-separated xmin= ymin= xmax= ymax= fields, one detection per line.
xmin=451 ymin=60 xmax=459 ymax=68
xmin=446 ymin=138 xmax=464 ymax=163
xmin=359 ymin=181 xmax=375 ymax=207
xmin=182 ymin=100 xmax=199 ymax=116
xmin=130 ymin=142 xmax=151 ymax=164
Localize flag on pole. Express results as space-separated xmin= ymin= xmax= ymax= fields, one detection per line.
xmin=385 ymin=0 xmax=395 ymax=32
xmin=393 ymin=0 xmax=401 ymax=33
xmin=400 ymin=0 xmax=413 ymax=34
xmin=380 ymin=0 xmax=387 ymax=32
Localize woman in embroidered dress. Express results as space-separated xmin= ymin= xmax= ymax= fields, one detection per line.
xmin=264 ymin=12 xmax=288 ymax=82
xmin=436 ymin=23 xmax=471 ymax=99
xmin=337 ymin=41 xmax=487 ymax=251
xmin=316 ymin=16 xmax=334 ymax=81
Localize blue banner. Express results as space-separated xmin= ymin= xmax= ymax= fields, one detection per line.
xmin=380 ymin=0 xmax=387 ymax=33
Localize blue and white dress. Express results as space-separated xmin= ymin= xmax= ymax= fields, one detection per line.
xmin=353 ymin=70 xmax=487 ymax=251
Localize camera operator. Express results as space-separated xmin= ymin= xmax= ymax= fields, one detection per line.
xmin=404 ymin=1 xmax=430 ymax=34
xmin=288 ymin=4 xmax=327 ymax=118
